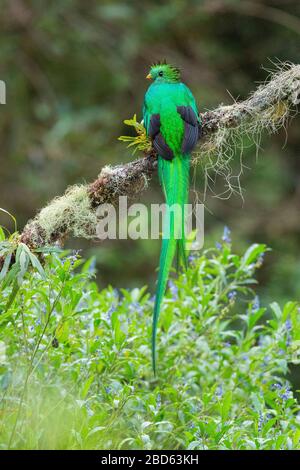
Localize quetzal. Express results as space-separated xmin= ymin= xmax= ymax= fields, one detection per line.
xmin=143 ymin=62 xmax=200 ymax=372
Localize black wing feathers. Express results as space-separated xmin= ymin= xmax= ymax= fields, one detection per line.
xmin=177 ymin=105 xmax=199 ymax=154
xmin=177 ymin=106 xmax=198 ymax=126
xmin=149 ymin=114 xmax=174 ymax=161
xmin=148 ymin=106 xmax=200 ymax=159
xmin=148 ymin=113 xmax=161 ymax=138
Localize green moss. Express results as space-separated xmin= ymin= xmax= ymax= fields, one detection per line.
xmin=36 ymin=185 xmax=98 ymax=243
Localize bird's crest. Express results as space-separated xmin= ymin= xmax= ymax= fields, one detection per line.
xmin=147 ymin=61 xmax=181 ymax=82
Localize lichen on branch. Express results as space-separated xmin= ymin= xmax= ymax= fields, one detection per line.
xmin=3 ymin=63 xmax=300 ymax=258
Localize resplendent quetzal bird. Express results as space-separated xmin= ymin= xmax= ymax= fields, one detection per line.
xmin=143 ymin=61 xmax=200 ymax=372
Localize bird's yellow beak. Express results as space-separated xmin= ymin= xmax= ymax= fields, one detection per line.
xmin=146 ymin=73 xmax=152 ymax=80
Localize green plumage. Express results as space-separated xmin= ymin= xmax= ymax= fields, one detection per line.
xmin=143 ymin=63 xmax=200 ymax=372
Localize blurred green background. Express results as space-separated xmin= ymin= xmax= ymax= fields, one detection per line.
xmin=0 ymin=0 xmax=299 ymax=304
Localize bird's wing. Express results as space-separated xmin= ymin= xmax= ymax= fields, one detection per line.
xmin=144 ymin=96 xmax=175 ymax=160
xmin=177 ymin=83 xmax=202 ymax=153
xmin=177 ymin=104 xmax=199 ymax=154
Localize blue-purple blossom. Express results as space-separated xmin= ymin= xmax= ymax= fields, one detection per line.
xmin=188 ymin=254 xmax=196 ymax=263
xmin=228 ymin=290 xmax=237 ymax=301
xmin=280 ymin=389 xmax=291 ymax=401
xmin=106 ymin=305 xmax=116 ymax=320
xmin=216 ymin=242 xmax=222 ymax=250
xmin=129 ymin=301 xmax=144 ymax=316
xmin=222 ymin=226 xmax=231 ymax=243
xmin=252 ymin=295 xmax=260 ymax=312
xmin=216 ymin=384 xmax=223 ymax=398
xmin=285 ymin=318 xmax=292 ymax=331
xmin=258 ymin=412 xmax=264 ymax=432
xmin=263 ymin=355 xmax=270 ymax=365
xmin=168 ymin=280 xmax=178 ymax=299
xmin=67 ymin=249 xmax=81 ymax=266
xmin=286 ymin=318 xmax=292 ymax=346
xmin=156 ymin=393 xmax=161 ymax=407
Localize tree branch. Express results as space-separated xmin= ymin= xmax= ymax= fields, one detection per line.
xmin=2 ymin=63 xmax=300 ymax=262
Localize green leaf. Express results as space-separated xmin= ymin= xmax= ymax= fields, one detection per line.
xmin=3 ymin=280 xmax=20 ymax=315
xmin=270 ymin=302 xmax=282 ymax=320
xmin=0 ymin=208 xmax=17 ymax=232
xmin=28 ymin=251 xmax=46 ymax=280
xmin=248 ymin=308 xmax=266 ymax=330
xmin=221 ymin=391 xmax=232 ymax=421
xmin=241 ymin=244 xmax=266 ymax=267
xmin=0 ymin=253 xmax=12 ymax=282
xmin=251 ymin=393 xmax=262 ymax=413
xmin=81 ymin=374 xmax=95 ymax=399
xmin=0 ymin=226 xmax=6 ymax=241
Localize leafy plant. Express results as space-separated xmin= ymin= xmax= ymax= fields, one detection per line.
xmin=0 ymin=231 xmax=299 ymax=449
xmin=118 ymin=114 xmax=152 ymax=153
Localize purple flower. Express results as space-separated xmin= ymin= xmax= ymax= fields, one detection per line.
xmin=258 ymin=412 xmax=264 ymax=432
xmin=67 ymin=249 xmax=81 ymax=266
xmin=129 ymin=301 xmax=144 ymax=316
xmin=272 ymin=383 xmax=282 ymax=390
xmin=280 ymin=388 xmax=291 ymax=401
xmin=252 ymin=296 xmax=260 ymax=312
xmin=156 ymin=393 xmax=161 ymax=407
xmin=285 ymin=319 xmax=292 ymax=331
xmin=228 ymin=290 xmax=236 ymax=301
xmin=106 ymin=305 xmax=115 ymax=320
xmin=216 ymin=384 xmax=223 ymax=398
xmin=216 ymin=242 xmax=222 ymax=250
xmin=286 ymin=318 xmax=292 ymax=346
xmin=222 ymin=226 xmax=231 ymax=243
xmin=263 ymin=355 xmax=270 ymax=365
xmin=168 ymin=280 xmax=178 ymax=299
xmin=188 ymin=254 xmax=196 ymax=263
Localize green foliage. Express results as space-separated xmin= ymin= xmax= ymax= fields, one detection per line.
xmin=118 ymin=114 xmax=152 ymax=154
xmin=0 ymin=235 xmax=299 ymax=450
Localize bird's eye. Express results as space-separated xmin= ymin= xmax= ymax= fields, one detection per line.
xmin=158 ymin=71 xmax=163 ymax=76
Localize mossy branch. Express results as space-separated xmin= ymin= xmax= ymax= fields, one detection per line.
xmin=2 ymin=63 xmax=300 ymax=263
